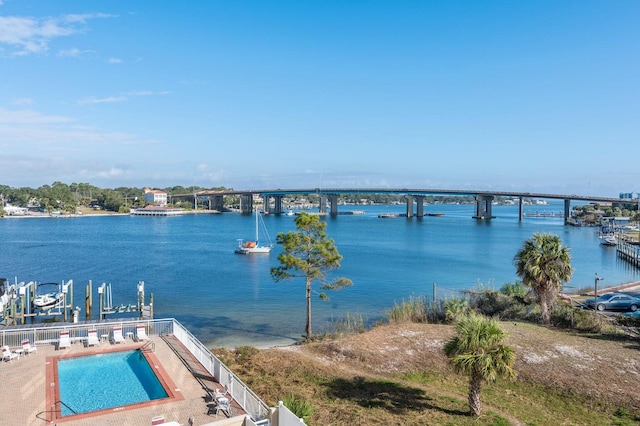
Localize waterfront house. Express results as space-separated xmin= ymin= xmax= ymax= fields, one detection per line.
xmin=144 ymin=188 xmax=168 ymax=206
xmin=3 ymin=204 xmax=28 ymax=216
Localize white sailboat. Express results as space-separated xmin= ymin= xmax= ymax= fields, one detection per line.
xmin=235 ymin=208 xmax=273 ymax=254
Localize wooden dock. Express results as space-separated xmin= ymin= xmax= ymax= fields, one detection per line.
xmin=616 ymin=239 xmax=640 ymax=268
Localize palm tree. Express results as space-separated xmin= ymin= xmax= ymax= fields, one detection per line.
xmin=444 ymin=313 xmax=516 ymax=416
xmin=514 ymin=233 xmax=573 ymax=325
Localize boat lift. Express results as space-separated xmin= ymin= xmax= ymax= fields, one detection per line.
xmin=0 ymin=279 xmax=74 ymax=325
xmin=97 ymin=280 xmax=152 ymax=320
xmin=2 ymin=278 xmax=152 ymax=325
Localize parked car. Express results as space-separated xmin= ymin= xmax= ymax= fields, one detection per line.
xmin=584 ymin=293 xmax=640 ymax=312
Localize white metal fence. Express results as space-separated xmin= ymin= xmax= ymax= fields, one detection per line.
xmin=170 ymin=319 xmax=272 ymax=422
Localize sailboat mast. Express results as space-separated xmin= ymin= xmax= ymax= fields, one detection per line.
xmin=255 ymin=207 xmax=259 ymax=243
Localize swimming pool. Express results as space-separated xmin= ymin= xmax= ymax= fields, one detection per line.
xmin=57 ymin=350 xmax=168 ymax=416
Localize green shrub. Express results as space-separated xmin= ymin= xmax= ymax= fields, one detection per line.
xmin=282 ymin=393 xmax=314 ymax=422
xmin=444 ymin=297 xmax=469 ymax=323
xmin=471 ymin=289 xmax=535 ymax=321
xmin=234 ymin=345 xmax=259 ymax=364
xmin=386 ymin=295 xmax=430 ymax=323
xmin=569 ymin=308 xmax=610 ymax=332
xmin=500 ymin=281 xmax=528 ymax=301
xmin=333 ymin=312 xmax=366 ymax=335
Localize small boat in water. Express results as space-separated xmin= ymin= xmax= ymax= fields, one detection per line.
xmin=33 ymin=283 xmax=64 ymax=310
xmin=235 ymin=208 xmax=274 ymax=254
xmin=600 ymin=235 xmax=617 ymax=246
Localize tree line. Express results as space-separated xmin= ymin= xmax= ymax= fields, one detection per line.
xmin=0 ymin=182 xmax=227 ymax=214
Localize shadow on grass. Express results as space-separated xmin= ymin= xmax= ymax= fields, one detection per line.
xmin=580 ymin=331 xmax=640 ymax=346
xmin=326 ymin=376 xmax=469 ymax=417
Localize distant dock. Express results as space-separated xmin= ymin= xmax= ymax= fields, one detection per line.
xmin=523 ymin=210 xmax=563 ymax=218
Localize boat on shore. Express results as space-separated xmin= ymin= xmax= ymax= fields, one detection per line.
xmin=235 ymin=209 xmax=274 ymax=254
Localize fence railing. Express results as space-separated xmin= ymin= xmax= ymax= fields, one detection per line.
xmin=171 ymin=320 xmax=272 ymax=422
xmin=0 ymin=318 xmax=172 ymax=348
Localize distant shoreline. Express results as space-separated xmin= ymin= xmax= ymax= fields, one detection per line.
xmin=1 ymin=212 xmax=127 ymax=219
xmin=1 ymin=210 xmax=220 ymax=219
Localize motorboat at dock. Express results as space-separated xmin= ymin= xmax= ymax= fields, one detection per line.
xmin=32 ymin=282 xmax=64 ymax=310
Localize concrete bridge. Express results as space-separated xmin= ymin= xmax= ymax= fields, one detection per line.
xmin=173 ymin=188 xmax=638 ymax=224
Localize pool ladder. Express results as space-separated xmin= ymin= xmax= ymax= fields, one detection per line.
xmin=140 ymin=340 xmax=155 ymax=353
xmin=35 ymin=400 xmax=77 ymax=422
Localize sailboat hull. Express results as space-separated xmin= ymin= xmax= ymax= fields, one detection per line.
xmin=235 ymin=246 xmax=272 ymax=254
xmin=234 ymin=208 xmax=273 ymax=254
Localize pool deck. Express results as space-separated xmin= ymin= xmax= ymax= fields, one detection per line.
xmin=0 ymin=336 xmax=242 ymax=425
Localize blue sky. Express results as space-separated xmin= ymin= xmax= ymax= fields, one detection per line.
xmin=0 ymin=1 xmax=638 ymax=196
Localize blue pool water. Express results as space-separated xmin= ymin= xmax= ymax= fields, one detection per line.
xmin=57 ymin=350 xmax=168 ymax=416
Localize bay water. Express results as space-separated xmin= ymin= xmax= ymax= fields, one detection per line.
xmin=1 ymin=200 xmax=638 ymax=348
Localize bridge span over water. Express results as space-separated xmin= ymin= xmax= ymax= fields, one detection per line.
xmin=175 ymin=188 xmax=638 ymax=223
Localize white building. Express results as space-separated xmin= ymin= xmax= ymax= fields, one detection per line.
xmin=3 ymin=204 xmax=28 ymax=216
xmin=143 ymin=188 xmax=168 ymax=206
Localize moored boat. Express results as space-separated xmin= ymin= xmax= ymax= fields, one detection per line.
xmin=235 ymin=208 xmax=274 ymax=254
xmin=33 ymin=282 xmax=64 ymax=310
xmin=378 ymin=213 xmax=398 ymax=219
xmin=600 ymin=235 xmax=617 ymax=246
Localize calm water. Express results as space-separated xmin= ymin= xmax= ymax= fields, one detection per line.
xmin=1 ymin=201 xmax=638 ymax=348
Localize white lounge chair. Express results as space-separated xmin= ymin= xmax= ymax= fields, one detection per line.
xmin=1 ymin=345 xmax=19 ymax=362
xmin=135 ymin=324 xmax=148 ymax=342
xmin=21 ymin=339 xmax=37 ymax=355
xmin=150 ymin=415 xmax=165 ymax=425
xmin=111 ymin=326 xmax=125 ymax=344
xmin=58 ymin=331 xmax=71 ymax=349
xmin=87 ymin=329 xmax=100 ymax=347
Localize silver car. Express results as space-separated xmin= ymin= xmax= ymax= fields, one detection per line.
xmin=584 ymin=293 xmax=640 ymax=312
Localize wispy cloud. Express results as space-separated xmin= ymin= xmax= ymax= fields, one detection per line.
xmin=78 ymin=96 xmax=127 ymax=105
xmin=57 ymin=47 xmax=94 ymax=58
xmin=0 ymin=13 xmax=116 ymax=56
xmin=108 ymin=57 xmax=122 ymax=64
xmin=0 ymin=107 xmax=154 ymax=147
xmin=125 ymin=90 xmax=170 ymax=96
xmin=0 ymin=108 xmax=73 ymax=124
xmin=78 ymin=90 xmax=170 ymax=105
xmin=11 ymin=98 xmax=35 ymax=106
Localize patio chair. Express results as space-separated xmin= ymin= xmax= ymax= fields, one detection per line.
xmin=1 ymin=345 xmax=19 ymax=362
xmin=219 ymin=384 xmax=231 ymax=399
xmin=21 ymin=339 xmax=38 ymax=355
xmin=58 ymin=331 xmax=71 ymax=349
xmin=87 ymin=329 xmax=100 ymax=347
xmin=215 ymin=396 xmax=231 ymax=417
xmin=135 ymin=324 xmax=148 ymax=342
xmin=150 ymin=415 xmax=165 ymax=425
xmin=111 ymin=326 xmax=125 ymax=344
